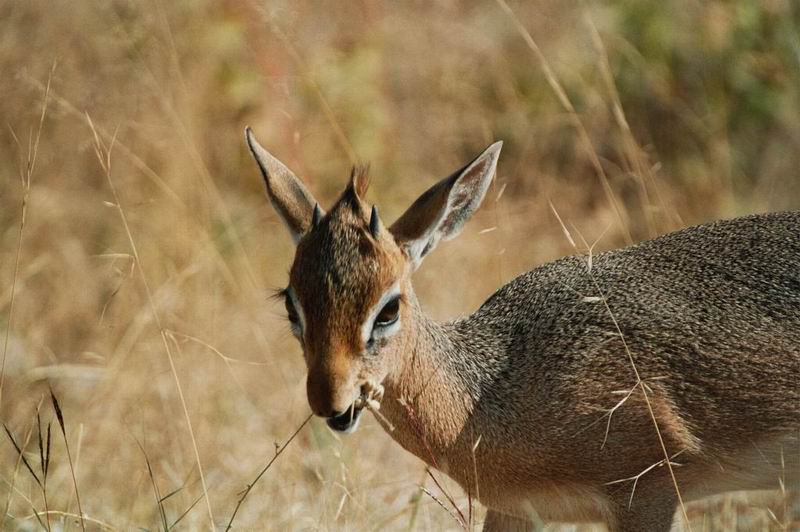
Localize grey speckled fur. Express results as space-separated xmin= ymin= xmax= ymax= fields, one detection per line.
xmin=457 ymin=211 xmax=799 ymax=444
xmin=408 ymin=211 xmax=799 ymax=530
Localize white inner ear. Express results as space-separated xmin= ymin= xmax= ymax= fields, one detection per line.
xmin=406 ymin=209 xmax=448 ymax=267
xmin=286 ymin=286 xmax=307 ymax=337
xmin=269 ymin=196 xmax=304 ymax=244
xmin=361 ymin=281 xmax=402 ymax=345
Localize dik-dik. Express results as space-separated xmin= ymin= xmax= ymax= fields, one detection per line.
xmin=245 ymin=128 xmax=799 ymax=531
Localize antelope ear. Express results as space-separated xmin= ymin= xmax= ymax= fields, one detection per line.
xmin=245 ymin=127 xmax=323 ymax=243
xmin=390 ymin=141 xmax=502 ymax=269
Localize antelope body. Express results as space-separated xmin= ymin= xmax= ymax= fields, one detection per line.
xmin=246 ymin=128 xmax=799 ymax=531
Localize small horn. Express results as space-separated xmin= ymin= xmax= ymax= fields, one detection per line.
xmin=369 ymin=205 xmax=381 ymax=238
xmin=312 ymin=203 xmax=322 ymax=228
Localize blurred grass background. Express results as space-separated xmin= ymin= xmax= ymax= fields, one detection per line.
xmin=1 ymin=0 xmax=798 ymax=530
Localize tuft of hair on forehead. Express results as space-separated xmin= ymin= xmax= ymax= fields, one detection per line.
xmin=349 ymin=164 xmax=371 ymax=201
xmin=330 ymin=164 xmax=372 ymax=222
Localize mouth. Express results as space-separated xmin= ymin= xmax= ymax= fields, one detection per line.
xmin=326 ymin=404 xmax=364 ymax=433
xmin=325 ymin=382 xmax=384 ymax=433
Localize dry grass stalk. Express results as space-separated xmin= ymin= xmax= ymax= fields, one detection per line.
xmin=549 ymin=203 xmax=692 ymax=529
xmin=495 ymin=0 xmax=633 ymax=244
xmin=85 ymin=115 xmax=216 ymax=529
xmin=19 ymin=510 xmax=115 ymax=531
xmin=254 ymin=7 xmax=358 ymax=166
xmin=419 ymin=485 xmax=466 ymax=530
xmin=2 ymin=415 xmax=36 ymax=525
xmin=398 ymin=398 xmax=468 ymax=529
xmin=0 ymin=2 xmax=796 ymax=529
xmin=3 ymin=400 xmax=54 ymax=532
xmin=0 ymin=65 xmax=53 ymax=409
xmin=137 ymin=439 xmax=169 ymax=531
xmin=224 ymin=413 xmax=313 ymax=531
xmin=49 ymin=389 xmax=86 ymax=532
xmin=605 ymin=450 xmax=687 ymax=509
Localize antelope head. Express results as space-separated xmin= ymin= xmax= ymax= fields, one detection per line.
xmin=246 ymin=127 xmax=501 ymax=432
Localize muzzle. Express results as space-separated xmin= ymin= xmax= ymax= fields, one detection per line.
xmin=325 ymin=382 xmax=384 ymax=433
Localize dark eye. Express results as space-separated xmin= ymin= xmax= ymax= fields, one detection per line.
xmin=284 ymin=295 xmax=299 ymax=325
xmin=374 ymin=297 xmax=400 ymax=327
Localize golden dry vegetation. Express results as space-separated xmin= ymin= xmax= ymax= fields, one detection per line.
xmin=1 ymin=0 xmax=798 ymax=530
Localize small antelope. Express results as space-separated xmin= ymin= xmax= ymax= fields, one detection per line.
xmin=245 ymin=128 xmax=799 ymax=531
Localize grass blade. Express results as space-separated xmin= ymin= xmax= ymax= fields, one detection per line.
xmin=169 ymin=493 xmax=204 ymax=530
xmin=137 ymin=440 xmax=169 ymax=532
xmin=3 ymin=424 xmax=42 ymax=488
xmin=50 ymin=389 xmax=87 ymax=532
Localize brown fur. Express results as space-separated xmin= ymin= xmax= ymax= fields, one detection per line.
xmin=291 ymin=186 xmax=406 ymax=415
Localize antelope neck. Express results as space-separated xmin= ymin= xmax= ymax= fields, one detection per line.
xmin=381 ymin=296 xmax=503 ymax=461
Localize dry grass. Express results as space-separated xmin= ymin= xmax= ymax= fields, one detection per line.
xmin=1 ymin=1 xmax=798 ymax=530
